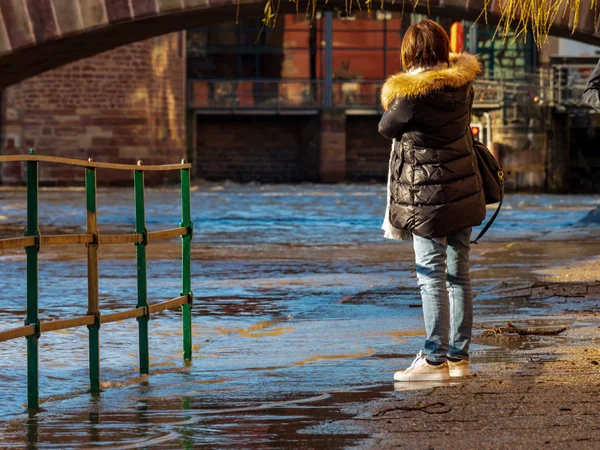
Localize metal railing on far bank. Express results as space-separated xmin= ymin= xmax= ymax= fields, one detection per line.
xmin=187 ymin=67 xmax=597 ymax=113
xmin=0 ymin=150 xmax=194 ymax=411
xmin=187 ymin=78 xmax=508 ymax=112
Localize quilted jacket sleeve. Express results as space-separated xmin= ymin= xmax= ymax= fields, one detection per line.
xmin=378 ymin=98 xmax=412 ymax=140
xmin=582 ymin=59 xmax=600 ymax=111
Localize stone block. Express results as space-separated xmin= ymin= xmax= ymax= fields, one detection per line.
xmin=0 ymin=7 xmax=12 ymax=54
xmin=52 ymin=0 xmax=83 ymax=34
xmin=26 ymin=0 xmax=59 ymax=42
xmin=158 ymin=0 xmax=184 ymax=12
xmin=1 ymin=0 xmax=35 ymax=49
xmin=119 ymin=146 xmax=150 ymax=159
xmin=78 ymin=0 xmax=107 ymax=28
xmin=132 ymin=0 xmax=159 ymax=16
xmin=104 ymin=0 xmax=133 ymax=23
xmin=92 ymin=117 xmax=148 ymax=126
xmin=184 ymin=0 xmax=210 ymax=7
xmin=5 ymin=107 xmax=20 ymax=121
xmin=54 ymin=126 xmax=87 ymax=136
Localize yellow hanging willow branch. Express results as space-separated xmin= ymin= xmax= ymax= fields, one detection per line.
xmin=250 ymin=0 xmax=598 ymax=46
xmin=494 ymin=0 xmax=597 ymax=45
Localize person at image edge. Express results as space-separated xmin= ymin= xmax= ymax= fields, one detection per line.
xmin=583 ymin=57 xmax=600 ymax=110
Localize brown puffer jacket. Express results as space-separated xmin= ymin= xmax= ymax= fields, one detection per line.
xmin=378 ymin=53 xmax=486 ymax=238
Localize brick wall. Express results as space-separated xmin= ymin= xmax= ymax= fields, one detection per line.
xmin=346 ymin=115 xmax=389 ymax=181
xmin=195 ymin=115 xmax=320 ymax=182
xmin=195 ymin=114 xmax=390 ymax=183
xmin=1 ymin=33 xmax=186 ymax=185
xmin=320 ymin=112 xmax=346 ymax=182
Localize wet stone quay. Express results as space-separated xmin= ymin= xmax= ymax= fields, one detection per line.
xmin=1 ymin=184 xmax=600 ymax=449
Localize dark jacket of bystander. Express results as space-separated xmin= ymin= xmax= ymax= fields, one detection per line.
xmin=583 ymin=59 xmax=600 ymax=110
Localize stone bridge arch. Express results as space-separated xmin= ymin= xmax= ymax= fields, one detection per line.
xmin=1 ymin=0 xmax=599 ymax=87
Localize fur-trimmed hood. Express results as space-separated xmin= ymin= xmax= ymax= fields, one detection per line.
xmin=381 ymin=53 xmax=481 ymax=110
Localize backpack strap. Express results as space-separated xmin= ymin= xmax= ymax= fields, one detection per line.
xmin=470 ymin=200 xmax=502 ymax=244
xmin=471 ymin=176 xmax=504 ymax=244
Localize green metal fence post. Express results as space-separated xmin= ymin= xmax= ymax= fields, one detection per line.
xmin=25 ymin=148 xmax=40 ymax=410
xmin=85 ymin=162 xmax=101 ymax=393
xmin=180 ymin=162 xmax=193 ymax=361
xmin=134 ymin=162 xmax=149 ymax=375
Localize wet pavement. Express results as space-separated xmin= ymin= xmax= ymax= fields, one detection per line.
xmin=0 ymin=185 xmax=599 ymax=448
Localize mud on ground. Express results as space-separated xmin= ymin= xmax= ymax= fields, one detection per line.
xmin=327 ymin=245 xmax=600 ymax=450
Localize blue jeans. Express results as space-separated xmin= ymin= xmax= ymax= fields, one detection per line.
xmin=412 ymin=228 xmax=473 ymax=363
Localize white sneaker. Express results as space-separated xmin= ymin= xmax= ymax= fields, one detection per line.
xmin=394 ymin=351 xmax=450 ymax=382
xmin=393 ymin=380 xmax=451 ymax=391
xmin=448 ymin=359 xmax=470 ymax=377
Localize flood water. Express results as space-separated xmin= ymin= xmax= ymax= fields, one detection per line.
xmin=0 ymin=184 xmax=599 ymax=448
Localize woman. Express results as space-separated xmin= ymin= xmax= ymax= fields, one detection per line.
xmin=378 ymin=19 xmax=486 ymax=382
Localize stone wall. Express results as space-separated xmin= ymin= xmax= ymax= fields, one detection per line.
xmin=1 ymin=32 xmax=186 ymax=185
xmin=195 ymin=115 xmax=320 ymax=182
xmin=476 ymin=108 xmax=549 ymax=192
xmin=346 ymin=115 xmax=389 ymax=181
xmin=493 ymin=123 xmax=547 ymax=192
xmin=194 ymin=114 xmax=392 ymax=183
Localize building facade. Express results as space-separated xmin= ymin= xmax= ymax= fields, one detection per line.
xmin=0 ymin=33 xmax=186 ymax=185
xmin=0 ymin=13 xmax=597 ymax=192
xmin=185 ymin=12 xmax=554 ymax=189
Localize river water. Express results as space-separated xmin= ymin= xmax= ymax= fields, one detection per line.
xmin=0 ymin=184 xmax=599 ymax=448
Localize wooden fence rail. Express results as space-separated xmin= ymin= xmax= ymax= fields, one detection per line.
xmin=0 ymin=150 xmax=194 ymax=411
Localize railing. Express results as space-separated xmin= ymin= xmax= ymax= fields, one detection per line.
xmin=472 ymin=79 xmax=503 ymax=108
xmin=187 ymin=79 xmax=322 ymax=111
xmin=0 ymin=150 xmax=194 ymax=411
xmin=187 ymin=78 xmax=510 ymax=112
xmin=187 ymin=68 xmax=597 ymax=113
xmin=552 ymin=64 xmax=597 ymax=110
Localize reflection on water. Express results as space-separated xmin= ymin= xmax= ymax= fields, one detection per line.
xmin=0 ymin=185 xmax=599 ymax=448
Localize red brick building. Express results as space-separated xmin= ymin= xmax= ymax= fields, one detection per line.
xmin=0 ymin=12 xmax=542 ymax=186
xmin=1 ymin=33 xmax=186 ymax=185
